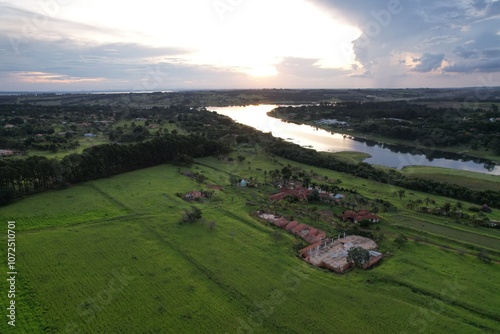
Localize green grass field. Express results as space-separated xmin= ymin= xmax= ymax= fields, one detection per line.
xmin=401 ymin=166 xmax=500 ymax=192
xmin=1 ymin=153 xmax=499 ymax=333
xmin=327 ymin=151 xmax=371 ymax=164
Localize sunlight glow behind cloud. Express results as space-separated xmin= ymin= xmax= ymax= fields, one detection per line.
xmin=0 ymin=0 xmax=499 ymax=90
xmin=11 ymin=0 xmax=360 ymax=79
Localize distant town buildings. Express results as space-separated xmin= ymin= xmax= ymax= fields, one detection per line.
xmin=315 ymin=119 xmax=349 ymax=127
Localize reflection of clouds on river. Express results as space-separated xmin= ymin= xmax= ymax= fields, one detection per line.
xmin=208 ymin=105 xmax=500 ymax=176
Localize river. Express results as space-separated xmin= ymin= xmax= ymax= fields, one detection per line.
xmin=208 ymin=104 xmax=500 ymax=175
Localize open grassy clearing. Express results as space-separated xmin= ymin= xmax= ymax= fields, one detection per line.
xmin=401 ymin=166 xmax=500 ymax=192
xmin=326 ymin=151 xmax=372 ymax=164
xmin=402 ymin=166 xmax=500 ymax=191
xmin=25 ymin=138 xmax=110 ymax=159
xmin=390 ymin=214 xmax=500 ymax=252
xmin=0 ymin=184 xmax=129 ymax=232
xmin=1 ymin=154 xmax=499 ymax=333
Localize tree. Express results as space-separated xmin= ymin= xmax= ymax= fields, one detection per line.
xmin=397 ymin=190 xmax=406 ymax=199
xmin=180 ymin=206 xmax=202 ymax=224
xmin=442 ymin=202 xmax=452 ymax=213
xmin=302 ymin=175 xmax=311 ymax=188
xmin=175 ymin=154 xmax=194 ymax=167
xmin=307 ymin=189 xmax=320 ymax=202
xmin=237 ymin=155 xmax=246 ymax=163
xmin=346 ymin=246 xmax=370 ymax=268
xmin=269 ymin=169 xmax=280 ymax=182
xmin=281 ymin=166 xmax=292 ymax=184
xmin=0 ymin=188 xmax=15 ymax=206
xmin=489 ymin=136 xmax=500 ymax=155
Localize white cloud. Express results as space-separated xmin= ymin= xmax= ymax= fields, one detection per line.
xmin=0 ymin=0 xmax=499 ymax=90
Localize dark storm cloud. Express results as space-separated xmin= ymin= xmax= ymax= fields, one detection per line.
xmin=309 ymin=0 xmax=500 ymax=78
xmin=413 ymin=53 xmax=445 ymax=72
xmin=444 ymin=58 xmax=500 ymax=73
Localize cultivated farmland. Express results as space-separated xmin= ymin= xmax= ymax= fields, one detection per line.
xmin=1 ymin=158 xmax=499 ymax=333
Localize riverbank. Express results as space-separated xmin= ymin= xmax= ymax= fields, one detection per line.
xmin=278 ymin=115 xmax=500 ymax=165
xmin=211 ymin=105 xmax=500 ymax=175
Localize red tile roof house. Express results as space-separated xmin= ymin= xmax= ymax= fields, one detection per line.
xmin=274 ymin=217 xmax=290 ymax=228
xmin=184 ymin=191 xmax=203 ymax=201
xmin=257 ymin=213 xmax=327 ymax=244
xmin=269 ymin=187 xmax=311 ymax=201
xmin=300 ymin=236 xmax=383 ymax=274
xmin=284 ymin=221 xmax=299 ymax=231
xmin=342 ymin=210 xmax=380 ymax=223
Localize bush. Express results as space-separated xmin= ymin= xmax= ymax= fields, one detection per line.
xmin=180 ymin=206 xmax=202 ymax=224
xmin=347 ymin=247 xmax=370 ymax=268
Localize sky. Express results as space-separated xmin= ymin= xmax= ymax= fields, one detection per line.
xmin=0 ymin=0 xmax=499 ymax=91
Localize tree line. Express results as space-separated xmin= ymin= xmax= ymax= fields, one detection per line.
xmin=0 ymin=134 xmax=227 ymax=206
xmin=264 ymin=138 xmax=500 ymax=208
xmin=171 ymin=108 xmax=500 ymax=208
xmin=270 ymin=102 xmax=500 ymax=155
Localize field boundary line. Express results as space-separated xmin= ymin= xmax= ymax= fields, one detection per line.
xmin=19 ymin=213 xmax=145 ymax=234
xmin=395 ymin=214 xmax=500 ymax=241
xmin=83 ymin=183 xmax=132 ymax=212
xmin=392 ymin=224 xmax=500 ymax=256
xmin=138 ymin=222 xmax=296 ymax=333
xmin=376 ymin=276 xmax=500 ymax=326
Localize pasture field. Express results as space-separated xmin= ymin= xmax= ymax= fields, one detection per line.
xmin=26 ymin=138 xmax=110 ymax=159
xmin=401 ymin=166 xmax=500 ymax=192
xmin=1 ymin=154 xmax=499 ymax=333
xmin=326 ymin=151 xmax=371 ymax=164
xmin=390 ymin=214 xmax=500 ymax=252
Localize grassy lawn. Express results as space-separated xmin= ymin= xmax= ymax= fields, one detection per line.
xmin=1 ymin=155 xmax=499 ymax=333
xmin=326 ymin=151 xmax=372 ymax=164
xmin=390 ymin=214 xmax=500 ymax=252
xmin=401 ymin=166 xmax=500 ymax=192
xmin=26 ymin=138 xmax=110 ymax=159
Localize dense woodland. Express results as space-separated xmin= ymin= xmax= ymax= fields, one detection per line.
xmin=270 ymin=102 xmax=500 ymax=155
xmin=1 ymin=101 xmax=500 ymax=208
xmin=0 ymin=134 xmax=226 ymax=205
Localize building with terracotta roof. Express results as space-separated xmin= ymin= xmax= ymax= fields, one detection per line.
xmin=257 ymin=212 xmax=327 ymax=244
xmin=269 ymin=187 xmax=311 ymax=201
xmin=300 ymin=235 xmax=382 ymax=274
xmin=342 ymin=210 xmax=380 ymax=223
